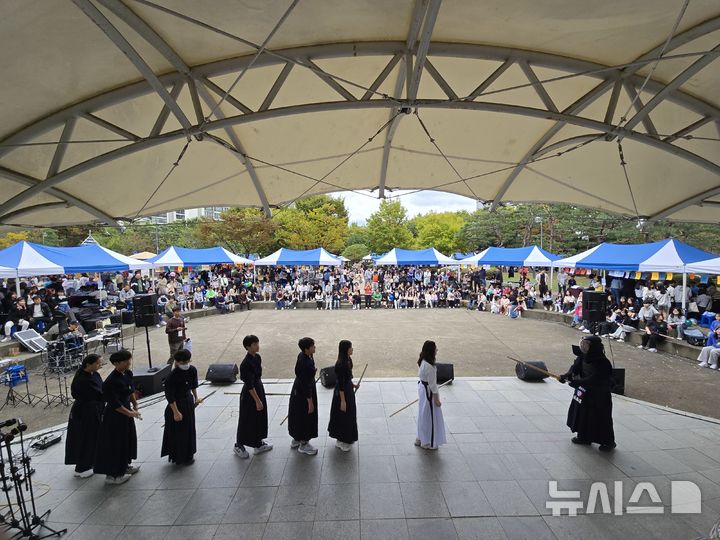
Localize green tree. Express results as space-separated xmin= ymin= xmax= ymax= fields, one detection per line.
xmin=365 ymin=199 xmax=413 ymax=253
xmin=346 ymin=223 xmax=369 ymax=247
xmin=196 ymin=208 xmax=278 ymax=255
xmin=342 ymin=243 xmax=370 ymax=261
xmin=411 ymin=211 xmax=469 ymax=253
xmin=273 ymin=195 xmax=349 ymax=253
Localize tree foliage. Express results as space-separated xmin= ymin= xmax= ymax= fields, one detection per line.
xmin=196 ymin=208 xmax=277 ymax=255
xmin=3 ymin=199 xmax=720 ymax=259
xmin=342 ymin=243 xmax=370 ymax=261
xmin=411 ymin=211 xmax=470 ymax=254
xmin=273 ymin=195 xmax=349 ymax=253
xmin=365 ymin=199 xmax=413 ymax=253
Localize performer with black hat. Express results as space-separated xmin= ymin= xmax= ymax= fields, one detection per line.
xmin=559 ymin=336 xmax=616 ymax=451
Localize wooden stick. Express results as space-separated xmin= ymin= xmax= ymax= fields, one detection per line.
xmin=354 ymin=363 xmax=369 ymax=394
xmin=280 ymin=374 xmax=321 ymax=425
xmin=388 ymin=379 xmax=453 ymax=418
xmin=507 ymin=356 xmax=561 ymax=381
xmin=161 ymin=390 xmax=216 ymax=427
xmin=195 ymin=390 xmax=216 ymax=405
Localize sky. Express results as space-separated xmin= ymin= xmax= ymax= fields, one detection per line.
xmin=333 ymin=190 xmax=479 ymax=224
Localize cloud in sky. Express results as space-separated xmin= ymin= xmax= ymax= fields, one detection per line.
xmin=332 ymin=190 xmax=478 ymax=224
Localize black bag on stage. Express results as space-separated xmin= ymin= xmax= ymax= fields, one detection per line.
xmin=436 ymin=362 xmax=454 ymax=384
xmin=320 ymin=366 xmax=336 ymax=388
xmin=515 ymin=360 xmax=549 ymax=381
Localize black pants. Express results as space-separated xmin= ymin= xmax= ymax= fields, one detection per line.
xmin=641 ymin=334 xmax=665 ymax=348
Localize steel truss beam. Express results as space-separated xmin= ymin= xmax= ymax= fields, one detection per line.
xmin=0 ymin=29 xmax=718 ymax=222
xmin=488 ymin=15 xmax=720 ymax=211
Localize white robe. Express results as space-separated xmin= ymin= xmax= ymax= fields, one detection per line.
xmin=416 ymin=360 xmax=447 ymax=448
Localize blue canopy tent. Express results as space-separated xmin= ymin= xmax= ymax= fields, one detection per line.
xmin=149 ymin=246 xmax=252 ymax=268
xmin=551 ymin=240 xmax=715 ymax=272
xmin=0 ymin=241 xmax=152 ymax=294
xmin=253 ymin=248 xmax=341 ymax=266
xmin=552 ymin=239 xmax=717 ymax=311
xmin=374 ymin=248 xmax=456 ymax=266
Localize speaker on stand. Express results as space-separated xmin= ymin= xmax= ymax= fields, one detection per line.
xmin=581 ymin=290 xmax=608 ymax=334
xmin=133 ymin=294 xmax=159 ymax=373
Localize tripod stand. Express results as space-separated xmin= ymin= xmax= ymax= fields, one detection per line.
xmin=0 ymin=419 xmax=65 ymax=539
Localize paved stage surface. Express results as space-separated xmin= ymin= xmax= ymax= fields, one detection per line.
xmin=29 ymin=377 xmax=720 ymax=539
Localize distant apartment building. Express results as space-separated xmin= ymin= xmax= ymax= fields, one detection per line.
xmin=148 ymin=206 xmax=229 ymax=224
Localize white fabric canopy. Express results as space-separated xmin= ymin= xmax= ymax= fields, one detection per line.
xmin=686 ymin=257 xmax=720 ymax=275
xmin=374 ymin=247 xmax=456 ymax=266
xmin=253 ymin=247 xmax=341 ymax=266
xmin=0 ymin=1 xmax=718 ymax=226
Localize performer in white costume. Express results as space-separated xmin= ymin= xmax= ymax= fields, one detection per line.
xmin=415 ymin=340 xmax=446 ymax=450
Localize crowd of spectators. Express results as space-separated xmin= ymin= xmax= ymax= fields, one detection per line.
xmin=1 ymin=264 xmax=718 ymax=358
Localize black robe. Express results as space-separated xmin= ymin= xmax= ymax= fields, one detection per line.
xmin=65 ymin=370 xmax=104 ymax=472
xmin=94 ymin=369 xmax=137 ymax=477
xmin=236 ymin=353 xmax=268 ymax=448
xmin=161 ymin=365 xmax=198 ymax=464
xmin=328 ymin=361 xmax=358 ymax=444
xmin=288 ymin=352 xmax=318 ymax=442
xmin=563 ymin=353 xmax=615 ymax=445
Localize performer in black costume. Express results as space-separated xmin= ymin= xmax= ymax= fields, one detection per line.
xmin=64 ymin=354 xmax=104 ymax=477
xmin=94 ymin=349 xmax=141 ymax=484
xmin=328 ymin=340 xmax=359 ymax=452
xmin=288 ymin=337 xmax=319 ymax=455
xmin=234 ymin=335 xmax=273 ymax=459
xmin=161 ymin=349 xmax=198 ymax=465
xmin=560 ymin=336 xmax=617 ymax=451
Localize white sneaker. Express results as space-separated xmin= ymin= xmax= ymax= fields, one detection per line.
xmin=637 ymin=345 xmax=645 ymax=349
xmin=155 ymin=324 xmax=161 ymax=328
xmin=420 ymin=444 xmax=438 ymax=451
xmin=298 ymin=443 xmax=318 ymax=455
xmin=125 ymin=465 xmax=141 ymax=475
xmin=699 ymin=361 xmax=709 ymax=368
xmin=0 ymin=336 xmax=10 ymax=343
xmin=617 ymin=339 xmax=625 ymax=343
xmin=335 ymin=440 xmax=351 ymax=452
xmin=582 ymin=329 xmax=591 ymax=334
xmin=290 ymin=439 xmax=301 ymax=449
xmin=578 ymin=326 xmax=585 ymax=331
xmin=254 ymin=442 xmax=273 ymax=455
xmin=105 ymin=474 xmax=131 ymax=485
xmin=233 ymin=445 xmax=250 ymax=459
xmin=648 ymin=348 xmax=657 ymax=353
xmin=74 ymin=469 xmax=93 ymax=478
xmin=711 ymin=364 xmax=719 ymax=370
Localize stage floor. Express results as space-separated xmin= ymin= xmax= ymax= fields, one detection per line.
xmin=29 ymin=377 xmax=720 ymax=539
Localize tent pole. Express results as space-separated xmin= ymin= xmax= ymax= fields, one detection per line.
xmin=549 ymin=265 xmax=554 ymax=295
xmin=603 ymin=270 xmax=606 ymax=291
xmin=15 ymin=271 xmax=20 ymax=297
xmin=682 ymin=271 xmax=687 ymax=314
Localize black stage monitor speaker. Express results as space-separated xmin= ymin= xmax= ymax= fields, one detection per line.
xmin=582 ymin=290 xmax=607 ymax=322
xmin=320 ymin=366 xmax=336 ymax=388
xmin=133 ymin=294 xmax=158 ymax=328
xmin=515 ymin=360 xmax=549 ymax=382
xmin=611 ymin=367 xmax=625 ymax=395
xmin=133 ymin=364 xmax=171 ymax=396
xmin=205 ymin=363 xmax=239 ymax=383
xmin=436 ymin=363 xmax=454 ymax=385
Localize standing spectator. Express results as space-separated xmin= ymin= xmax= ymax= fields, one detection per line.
xmin=165 ymin=307 xmax=186 ymax=364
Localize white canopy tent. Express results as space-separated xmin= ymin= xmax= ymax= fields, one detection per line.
xmin=0 ymin=1 xmax=718 ymax=227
